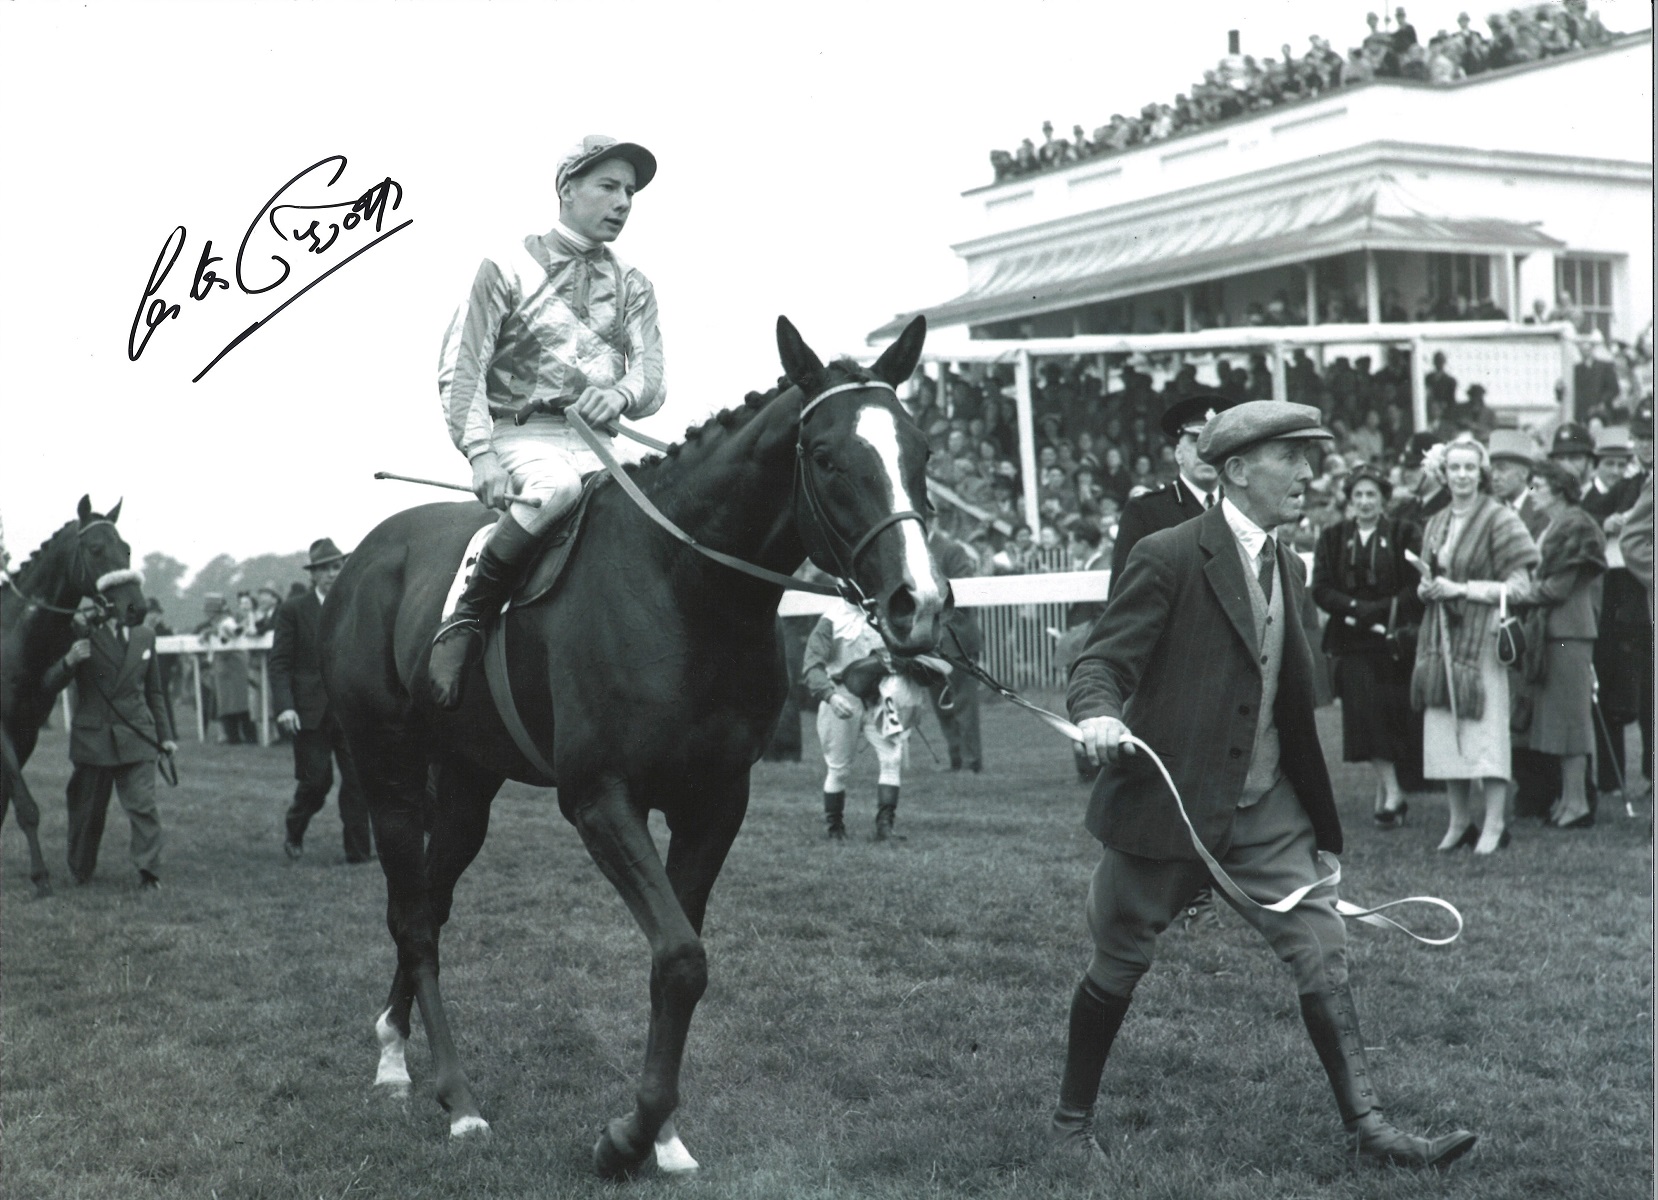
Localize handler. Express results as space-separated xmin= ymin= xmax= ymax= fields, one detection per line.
xmin=430 ymin=134 xmax=667 ymax=708
xmin=1051 ymin=401 xmax=1478 ymax=1169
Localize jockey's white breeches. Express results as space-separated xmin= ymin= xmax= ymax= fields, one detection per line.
xmin=490 ymin=416 xmax=603 ymax=534
xmin=816 ymin=677 xmax=925 ymax=791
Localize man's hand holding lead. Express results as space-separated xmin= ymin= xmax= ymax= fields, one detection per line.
xmin=1077 ymin=715 xmax=1136 ymax=766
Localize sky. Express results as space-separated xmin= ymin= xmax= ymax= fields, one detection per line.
xmin=1 ymin=0 xmax=1650 ymax=575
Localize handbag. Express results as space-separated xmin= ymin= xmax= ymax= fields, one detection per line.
xmin=1384 ymin=595 xmax=1418 ymax=664
xmin=1495 ymin=585 xmax=1527 ymax=669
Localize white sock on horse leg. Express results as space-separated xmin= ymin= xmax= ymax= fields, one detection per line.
xmin=654 ymin=1119 xmax=699 ymax=1174
xmin=374 ymin=1007 xmax=412 ymax=1095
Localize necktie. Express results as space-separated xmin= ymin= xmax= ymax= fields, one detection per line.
xmin=1204 ymin=492 xmax=1215 ymax=510
xmin=1257 ymin=542 xmax=1275 ymax=600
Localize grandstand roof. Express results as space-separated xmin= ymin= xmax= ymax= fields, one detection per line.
xmin=869 ymin=174 xmax=1563 ymax=341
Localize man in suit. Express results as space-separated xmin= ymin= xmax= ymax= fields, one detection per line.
xmin=1389 ymin=431 xmax=1450 ymax=528
xmin=1107 ymin=392 xmax=1236 ymax=928
xmin=1050 ymin=401 xmax=1476 ymax=1170
xmin=43 ymin=589 xmax=177 ymax=889
xmin=270 ymin=538 xmax=373 ymax=863
xmin=1488 ymin=428 xmax=1547 ymax=537
xmin=1107 ymin=393 xmax=1236 ymax=596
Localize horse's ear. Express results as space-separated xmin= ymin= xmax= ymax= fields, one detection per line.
xmin=107 ymin=498 xmax=123 ymax=524
xmin=776 ymin=316 xmax=826 ymax=394
xmin=870 ymin=315 xmax=927 ymax=388
xmin=77 ymin=495 xmax=92 ymax=524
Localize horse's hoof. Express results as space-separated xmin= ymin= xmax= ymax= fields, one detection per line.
xmin=373 ymin=1080 xmax=411 ymax=1101
xmin=449 ymin=1114 xmax=491 ymax=1138
xmin=593 ymin=1117 xmax=652 ymax=1180
xmin=32 ymin=879 xmax=52 ymax=899
xmin=654 ymin=1131 xmax=700 ymax=1175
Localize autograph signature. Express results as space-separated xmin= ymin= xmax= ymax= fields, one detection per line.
xmin=128 ymin=155 xmax=412 ymax=382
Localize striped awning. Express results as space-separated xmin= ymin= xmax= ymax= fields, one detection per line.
xmin=868 ymin=174 xmax=1563 ymax=341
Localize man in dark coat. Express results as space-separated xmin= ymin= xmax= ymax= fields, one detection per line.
xmin=270 ymin=538 xmax=373 ymax=863
xmin=926 ymin=526 xmax=983 ymax=772
xmin=43 ymin=592 xmax=177 ymax=888
xmin=1049 ymin=401 xmax=1476 ymax=1170
xmin=1107 ymin=392 xmax=1236 ymax=927
xmin=1108 ymin=393 xmax=1236 ymax=595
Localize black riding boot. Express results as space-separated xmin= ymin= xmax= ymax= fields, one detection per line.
xmin=874 ymin=784 xmax=899 ymax=841
xmin=1051 ymin=977 xmax=1131 ymax=1165
xmin=1299 ymin=986 xmax=1478 ymax=1169
xmin=428 ymin=518 xmax=540 ymax=710
xmin=823 ymin=791 xmax=846 ymax=840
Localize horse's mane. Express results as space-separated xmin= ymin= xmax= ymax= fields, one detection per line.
xmin=7 ymin=518 xmax=80 ymax=584
xmin=628 ymin=359 xmax=880 ymax=488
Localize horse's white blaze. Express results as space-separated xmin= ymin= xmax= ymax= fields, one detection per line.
xmin=374 ymin=1007 xmax=412 ymax=1091
xmin=450 ymin=1114 xmax=491 ymax=1138
xmin=853 ymin=405 xmax=944 ymax=609
xmin=654 ymin=1124 xmax=700 ymax=1174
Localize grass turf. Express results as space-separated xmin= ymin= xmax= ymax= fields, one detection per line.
xmin=1 ymin=699 xmax=1651 ymax=1199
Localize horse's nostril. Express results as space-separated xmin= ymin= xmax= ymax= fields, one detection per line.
xmin=886 ymin=586 xmax=917 ymax=628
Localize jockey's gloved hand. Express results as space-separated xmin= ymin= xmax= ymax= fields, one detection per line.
xmin=570 ymin=386 xmax=628 ymax=433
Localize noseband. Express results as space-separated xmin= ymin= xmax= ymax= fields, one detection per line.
xmin=794 ymin=381 xmax=928 ymax=616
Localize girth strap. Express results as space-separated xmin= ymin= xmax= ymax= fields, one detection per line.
xmin=482 ymin=617 xmax=558 ymax=783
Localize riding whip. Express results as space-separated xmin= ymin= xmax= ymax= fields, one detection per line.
xmin=372 ymin=472 xmax=541 ymax=507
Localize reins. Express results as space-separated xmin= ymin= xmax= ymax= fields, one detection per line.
xmin=562 ymin=378 xmax=929 ymax=618
xmin=932 ymin=628 xmax=1463 ymax=946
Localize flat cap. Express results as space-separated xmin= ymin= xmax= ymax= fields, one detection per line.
xmin=1197 ymin=400 xmax=1332 ymax=466
xmin=1159 ymin=391 xmax=1237 ymax=441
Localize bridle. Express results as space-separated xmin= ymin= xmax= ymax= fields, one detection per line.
xmin=792 ymin=379 xmax=929 ymax=620
xmin=563 ymin=380 xmax=931 ymax=627
xmin=4 ymin=518 xmax=123 ymax=621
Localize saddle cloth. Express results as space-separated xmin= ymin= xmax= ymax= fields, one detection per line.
xmin=439 ymin=473 xmax=608 ymax=623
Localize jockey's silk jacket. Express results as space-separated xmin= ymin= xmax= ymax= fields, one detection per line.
xmin=439 ymin=227 xmax=666 ymax=461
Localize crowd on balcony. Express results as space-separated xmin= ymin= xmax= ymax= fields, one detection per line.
xmin=911 ymin=324 xmax=1651 ymax=571
xmin=989 ymin=2 xmax=1620 ymax=183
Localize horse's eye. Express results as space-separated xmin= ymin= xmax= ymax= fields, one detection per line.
xmin=812 ymin=449 xmax=835 ymax=472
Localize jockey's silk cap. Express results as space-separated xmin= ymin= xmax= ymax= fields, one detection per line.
xmin=556 ymin=135 xmax=658 ymax=192
xmin=1159 ymin=391 xmax=1238 ymax=442
xmin=1487 ymin=427 xmax=1539 ymax=467
xmin=304 ymin=538 xmax=347 ymax=570
xmin=1197 ymin=400 xmax=1332 ymax=466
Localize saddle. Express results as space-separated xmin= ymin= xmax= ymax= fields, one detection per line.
xmin=443 ymin=473 xmax=609 ymax=623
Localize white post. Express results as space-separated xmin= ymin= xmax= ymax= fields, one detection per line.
xmin=1364 ymin=248 xmax=1381 ymax=325
xmin=1559 ymin=328 xmax=1576 ymax=422
xmin=1410 ymin=336 xmax=1428 ymax=432
xmin=1181 ymin=288 xmax=1194 ymax=332
xmin=1501 ymin=250 xmax=1516 ymax=317
xmin=191 ymin=653 xmax=205 ymax=742
xmin=1303 ymin=263 xmax=1318 ymax=325
xmin=259 ymin=654 xmax=271 ymax=747
xmin=1014 ymin=350 xmax=1039 ymax=534
xmin=1271 ymin=343 xmax=1288 ymax=402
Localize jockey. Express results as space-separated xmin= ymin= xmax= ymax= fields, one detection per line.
xmin=431 ymin=134 xmax=667 ymax=708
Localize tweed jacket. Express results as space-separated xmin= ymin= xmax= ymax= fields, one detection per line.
xmin=43 ymin=623 xmax=174 ymax=767
xmin=269 ymin=591 xmax=331 ymax=729
xmin=1068 ymin=503 xmax=1339 ymax=863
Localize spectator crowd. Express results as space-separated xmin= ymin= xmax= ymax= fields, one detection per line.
xmin=909 ymin=328 xmax=1653 ymax=578
xmin=991 ymin=2 xmax=1620 ymax=182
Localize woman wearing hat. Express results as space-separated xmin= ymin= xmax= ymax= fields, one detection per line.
xmin=1507 ymin=459 xmax=1607 ymax=829
xmin=1410 ymin=436 xmax=1540 ymax=855
xmin=1313 ymin=464 xmax=1423 ymax=827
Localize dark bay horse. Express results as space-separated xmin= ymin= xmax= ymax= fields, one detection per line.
xmin=1 ymin=497 xmax=148 ymax=896
xmin=321 ymin=315 xmax=945 ymax=1176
